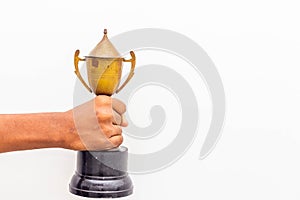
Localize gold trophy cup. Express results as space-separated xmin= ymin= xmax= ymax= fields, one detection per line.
xmin=74 ymin=29 xmax=135 ymax=95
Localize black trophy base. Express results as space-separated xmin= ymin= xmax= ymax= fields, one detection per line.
xmin=69 ymin=146 xmax=133 ymax=198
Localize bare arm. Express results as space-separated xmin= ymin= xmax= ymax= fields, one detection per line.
xmin=0 ymin=96 xmax=127 ymax=153
xmin=0 ymin=112 xmax=70 ymax=153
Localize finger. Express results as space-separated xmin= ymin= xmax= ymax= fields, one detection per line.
xmin=112 ymin=98 xmax=126 ymax=114
xmin=95 ymin=96 xmax=112 ymax=111
xmin=97 ymin=112 xmax=113 ymax=124
xmin=112 ymin=110 xmax=122 ymax=125
xmin=100 ymin=124 xmax=122 ymax=138
xmin=109 ymin=135 xmax=124 ymax=147
xmin=120 ymin=115 xmax=128 ymax=127
xmin=94 ymin=97 xmax=114 ymax=124
xmin=104 ymin=125 xmax=122 ymax=138
xmin=110 ymin=125 xmax=122 ymax=137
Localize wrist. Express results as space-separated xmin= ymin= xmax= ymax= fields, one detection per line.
xmin=59 ymin=110 xmax=82 ymax=150
xmin=52 ymin=111 xmax=74 ymax=149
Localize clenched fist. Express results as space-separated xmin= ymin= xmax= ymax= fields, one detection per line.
xmin=64 ymin=96 xmax=128 ymax=151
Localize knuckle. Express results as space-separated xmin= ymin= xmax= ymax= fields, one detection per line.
xmin=103 ymin=126 xmax=122 ymax=138
xmin=100 ymin=125 xmax=113 ymax=137
xmin=105 ymin=128 xmax=114 ymax=138
xmin=112 ymin=126 xmax=122 ymax=136
xmin=97 ymin=112 xmax=112 ymax=122
xmin=116 ymin=126 xmax=122 ymax=134
xmin=112 ymin=136 xmax=123 ymax=147
xmin=118 ymin=136 xmax=124 ymax=145
xmin=113 ymin=113 xmax=121 ymax=124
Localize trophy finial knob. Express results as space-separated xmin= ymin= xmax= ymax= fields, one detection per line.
xmin=104 ymin=29 xmax=107 ymax=35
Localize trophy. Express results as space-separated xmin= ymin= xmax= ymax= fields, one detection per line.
xmin=73 ymin=29 xmax=135 ymax=96
xmin=69 ymin=29 xmax=135 ymax=198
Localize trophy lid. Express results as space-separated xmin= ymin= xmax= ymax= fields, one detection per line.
xmin=88 ymin=29 xmax=120 ymax=58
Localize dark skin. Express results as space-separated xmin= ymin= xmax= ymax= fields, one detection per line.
xmin=0 ymin=96 xmax=128 ymax=153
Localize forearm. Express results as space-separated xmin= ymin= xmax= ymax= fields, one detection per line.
xmin=0 ymin=112 xmax=73 ymax=153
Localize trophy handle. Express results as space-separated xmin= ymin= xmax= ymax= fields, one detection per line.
xmin=74 ymin=50 xmax=92 ymax=93
xmin=116 ymin=51 xmax=136 ymax=93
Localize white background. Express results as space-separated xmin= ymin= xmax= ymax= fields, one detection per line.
xmin=0 ymin=0 xmax=300 ymax=199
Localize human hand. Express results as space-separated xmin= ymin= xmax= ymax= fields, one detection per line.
xmin=63 ymin=96 xmax=128 ymax=151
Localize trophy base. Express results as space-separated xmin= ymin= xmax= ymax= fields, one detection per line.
xmin=69 ymin=147 xmax=133 ymax=198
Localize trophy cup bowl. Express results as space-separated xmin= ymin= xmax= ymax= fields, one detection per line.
xmin=86 ymin=56 xmax=122 ymax=95
xmin=70 ymin=29 xmax=135 ymax=198
xmin=74 ymin=29 xmax=136 ymax=96
xmin=74 ymin=51 xmax=136 ymax=96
